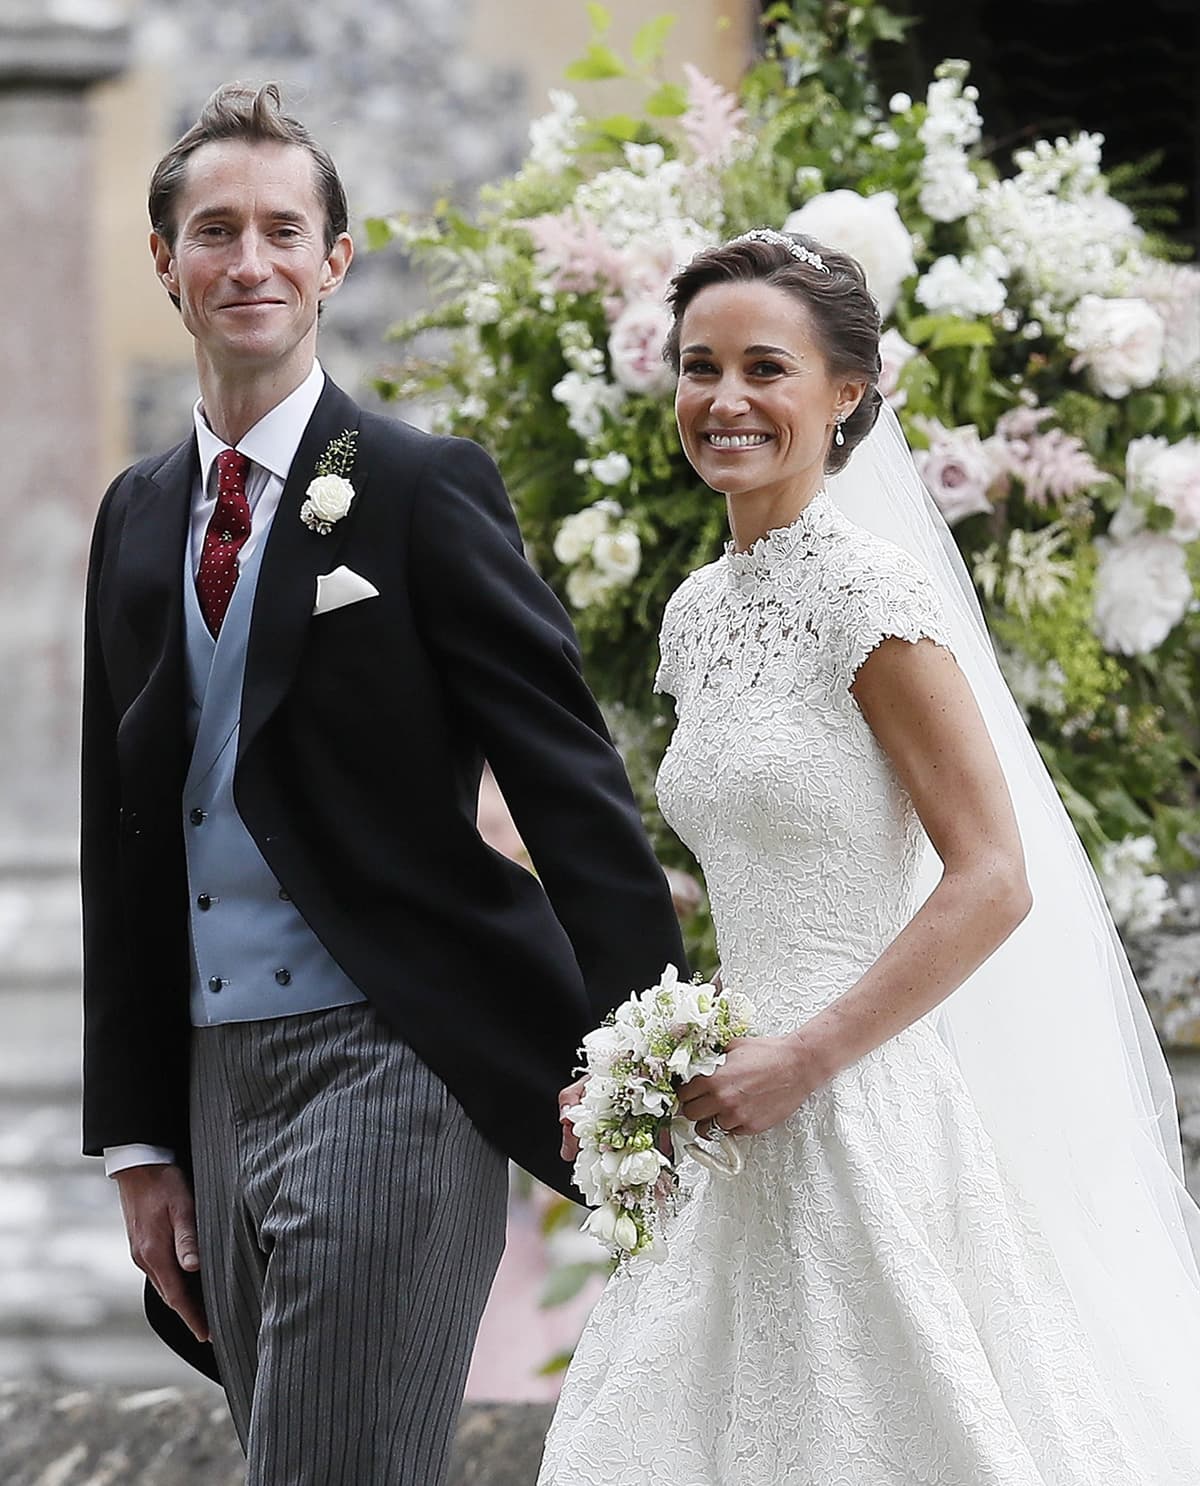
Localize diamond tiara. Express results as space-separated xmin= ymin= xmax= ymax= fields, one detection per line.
xmin=733 ymin=228 xmax=830 ymax=273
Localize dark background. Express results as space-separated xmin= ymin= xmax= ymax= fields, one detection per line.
xmin=779 ymin=0 xmax=1200 ymax=247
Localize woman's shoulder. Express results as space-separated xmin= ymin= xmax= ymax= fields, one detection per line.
xmin=662 ymin=559 xmax=723 ymax=627
xmin=822 ymin=518 xmax=940 ymax=609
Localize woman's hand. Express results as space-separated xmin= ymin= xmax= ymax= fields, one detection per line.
xmin=677 ymin=1030 xmax=836 ymax=1138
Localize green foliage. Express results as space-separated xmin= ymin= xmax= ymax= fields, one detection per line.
xmin=370 ymin=0 xmax=1200 ymax=920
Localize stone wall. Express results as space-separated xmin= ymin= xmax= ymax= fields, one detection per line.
xmin=0 ymin=1384 xmax=553 ymax=1486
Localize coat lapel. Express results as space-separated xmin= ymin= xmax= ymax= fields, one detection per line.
xmin=239 ymin=378 xmax=367 ymax=761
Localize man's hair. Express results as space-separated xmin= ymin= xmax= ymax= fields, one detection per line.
xmin=148 ymin=82 xmax=349 ymax=253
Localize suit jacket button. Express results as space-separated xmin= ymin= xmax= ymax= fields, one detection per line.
xmin=208 ymin=976 xmax=224 ymax=993
xmin=189 ymin=808 xmax=206 ymax=826
xmin=197 ymin=893 xmax=212 ymax=910
xmin=274 ymin=968 xmax=292 ymax=986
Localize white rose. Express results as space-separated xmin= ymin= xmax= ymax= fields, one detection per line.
xmin=877 ymin=328 xmax=918 ymax=408
xmin=1126 ymin=435 xmax=1200 ymax=543
xmin=1093 ymin=531 xmax=1193 ymax=655
xmin=1065 ymin=295 xmax=1165 ymax=399
xmin=592 ymin=528 xmax=641 ymax=584
xmin=913 ymin=423 xmax=997 ymax=526
xmin=304 ymin=474 xmax=355 ymax=523
xmin=617 ymin=1148 xmax=664 ymax=1186
xmin=590 ymin=451 xmax=632 ymax=486
xmin=608 ymin=300 xmax=675 ymax=395
xmin=784 ymin=190 xmax=917 ymax=318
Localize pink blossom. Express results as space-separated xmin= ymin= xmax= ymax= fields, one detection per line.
xmin=680 ymin=64 xmax=747 ymax=166
xmin=608 ymin=299 xmax=675 ymax=395
xmin=521 ymin=210 xmax=624 ymax=297
xmin=993 ymin=407 xmax=1104 ymax=507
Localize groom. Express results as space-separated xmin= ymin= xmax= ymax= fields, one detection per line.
xmin=80 ymin=82 xmax=685 ymax=1484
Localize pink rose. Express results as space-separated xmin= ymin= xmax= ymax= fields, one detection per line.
xmin=878 ymin=328 xmax=918 ymax=408
xmin=913 ymin=420 xmax=999 ymax=526
xmin=608 ymin=300 xmax=675 ymax=396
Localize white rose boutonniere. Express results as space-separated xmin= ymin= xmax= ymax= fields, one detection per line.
xmin=300 ymin=429 xmax=358 ymax=535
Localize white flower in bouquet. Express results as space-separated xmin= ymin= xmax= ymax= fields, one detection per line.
xmin=1065 ymin=295 xmax=1165 ymax=399
xmin=1098 ymin=835 xmax=1171 ymax=936
xmin=913 ymin=419 xmax=1001 ymax=526
xmin=1093 ymin=530 xmax=1193 ymax=655
xmin=1126 ymin=436 xmax=1200 ymax=543
xmin=878 ymin=328 xmax=919 ymax=408
xmin=607 ymin=299 xmax=676 ymax=395
xmin=566 ymin=963 xmax=756 ymax=1263
xmin=783 ymin=190 xmax=916 ymax=318
xmin=1134 ymin=262 xmax=1200 ymax=390
xmin=527 ymin=88 xmax=583 ymax=174
xmin=592 ymin=528 xmax=642 ymax=584
xmin=915 ymin=247 xmax=1008 ymax=318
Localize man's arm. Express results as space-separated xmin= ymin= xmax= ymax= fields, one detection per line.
xmin=80 ymin=484 xmax=206 ymax=1341
xmin=407 ymin=437 xmax=687 ymax=1020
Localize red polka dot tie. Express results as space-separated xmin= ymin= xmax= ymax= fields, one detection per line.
xmin=196 ymin=449 xmax=252 ymax=636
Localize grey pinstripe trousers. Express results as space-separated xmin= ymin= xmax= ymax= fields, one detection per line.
xmin=190 ymin=1003 xmax=509 ymax=1485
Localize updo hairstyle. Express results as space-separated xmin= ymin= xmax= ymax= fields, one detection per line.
xmin=663 ymin=232 xmax=882 ymax=475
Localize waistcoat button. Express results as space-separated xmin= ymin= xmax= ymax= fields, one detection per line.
xmin=274 ymin=968 xmax=292 ymax=986
xmin=189 ymin=808 xmax=206 ymax=826
xmin=208 ymin=976 xmax=224 ymax=993
xmin=197 ymin=893 xmax=212 ymax=910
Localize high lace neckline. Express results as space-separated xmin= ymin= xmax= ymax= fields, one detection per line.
xmin=723 ymin=488 xmax=837 ymax=587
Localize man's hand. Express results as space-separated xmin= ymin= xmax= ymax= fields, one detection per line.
xmin=114 ymin=1163 xmax=209 ymax=1342
xmin=557 ymin=1075 xmax=588 ymax=1162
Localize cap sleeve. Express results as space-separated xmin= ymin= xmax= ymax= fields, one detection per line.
xmin=837 ymin=546 xmax=957 ymax=686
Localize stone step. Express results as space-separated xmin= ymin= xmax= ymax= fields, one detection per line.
xmin=0 ymin=1384 xmax=553 ymax=1485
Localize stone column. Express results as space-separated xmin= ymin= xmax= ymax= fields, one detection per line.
xmin=0 ymin=5 xmax=129 ymax=976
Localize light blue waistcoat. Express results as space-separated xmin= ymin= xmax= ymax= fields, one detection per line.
xmin=181 ymin=518 xmax=367 ymax=1026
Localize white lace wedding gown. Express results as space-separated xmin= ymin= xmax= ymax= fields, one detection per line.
xmin=538 ymin=491 xmax=1153 ymax=1486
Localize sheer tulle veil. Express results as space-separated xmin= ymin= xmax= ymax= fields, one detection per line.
xmin=828 ymin=401 xmax=1200 ymax=1470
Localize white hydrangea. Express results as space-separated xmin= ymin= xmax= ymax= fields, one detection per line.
xmin=1093 ymin=530 xmax=1193 ymax=655
xmin=919 ymin=154 xmax=979 ymax=223
xmin=915 ymin=247 xmax=1009 ymax=318
xmin=919 ymin=66 xmax=983 ymax=152
xmin=462 ymin=281 xmax=502 ymax=326
xmin=551 ymin=371 xmax=626 ymax=444
xmin=969 ymin=147 xmax=1147 ymax=316
xmin=1097 ymin=836 xmax=1171 ymax=936
xmin=527 ymin=89 xmax=583 ymax=174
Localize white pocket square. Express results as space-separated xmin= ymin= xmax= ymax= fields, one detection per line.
xmin=313 ymin=565 xmax=380 ymax=616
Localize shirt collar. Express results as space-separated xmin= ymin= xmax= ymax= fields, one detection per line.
xmin=193 ymin=359 xmax=326 ymax=493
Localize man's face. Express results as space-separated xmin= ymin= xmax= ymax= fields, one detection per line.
xmin=151 ymin=139 xmax=352 ymax=374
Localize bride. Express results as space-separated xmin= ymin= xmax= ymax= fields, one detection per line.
xmin=538 ymin=229 xmax=1200 ymax=1484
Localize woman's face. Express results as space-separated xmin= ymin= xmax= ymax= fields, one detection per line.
xmin=674 ymin=280 xmax=862 ymax=509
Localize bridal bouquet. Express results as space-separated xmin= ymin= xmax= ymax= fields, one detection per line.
xmin=567 ymin=963 xmax=756 ymax=1263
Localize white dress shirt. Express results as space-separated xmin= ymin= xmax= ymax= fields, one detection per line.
xmin=104 ymin=360 xmax=326 ymax=1179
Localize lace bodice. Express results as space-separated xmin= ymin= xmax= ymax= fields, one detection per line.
xmin=655 ymin=489 xmax=952 ymax=1031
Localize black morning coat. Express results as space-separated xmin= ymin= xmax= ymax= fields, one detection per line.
xmin=80 ymin=375 xmax=687 ymax=1380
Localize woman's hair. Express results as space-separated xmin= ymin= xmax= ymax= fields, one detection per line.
xmin=148 ymin=82 xmax=348 ymax=254
xmin=663 ymin=232 xmax=882 ymax=475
